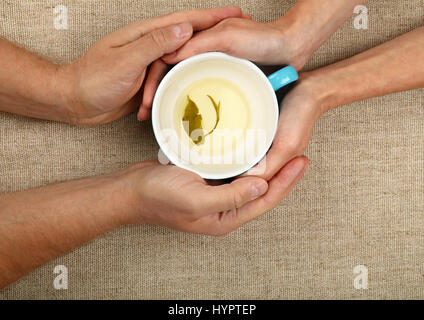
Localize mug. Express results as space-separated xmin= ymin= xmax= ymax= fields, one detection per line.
xmin=152 ymin=52 xmax=298 ymax=179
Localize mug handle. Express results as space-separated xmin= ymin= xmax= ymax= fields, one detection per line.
xmin=267 ymin=66 xmax=298 ymax=91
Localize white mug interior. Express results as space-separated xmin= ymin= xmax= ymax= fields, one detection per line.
xmin=152 ymin=52 xmax=279 ymax=180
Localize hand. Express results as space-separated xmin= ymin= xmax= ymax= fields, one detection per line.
xmin=59 ymin=7 xmax=244 ymax=126
xmin=118 ymin=157 xmax=308 ymax=236
xmin=162 ymin=17 xmax=307 ymax=68
xmin=247 ymin=73 xmax=324 ymax=181
xmin=138 ymin=17 xmax=309 ymax=120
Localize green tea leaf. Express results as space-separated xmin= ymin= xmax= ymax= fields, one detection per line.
xmin=181 ymin=94 xmax=221 ymax=145
xmin=182 ymin=95 xmax=204 ymax=144
xmin=205 ymin=95 xmax=220 ymax=136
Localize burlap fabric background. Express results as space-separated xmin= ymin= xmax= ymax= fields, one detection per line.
xmin=0 ymin=0 xmax=423 ymax=299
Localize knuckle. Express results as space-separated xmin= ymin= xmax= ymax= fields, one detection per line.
xmin=232 ymin=189 xmax=244 ymax=209
xmin=220 ymin=37 xmax=235 ymax=54
xmin=283 ymin=135 xmax=303 ymax=154
xmin=220 ymin=36 xmax=232 ymax=53
xmin=67 ymin=114 xmax=81 ymax=126
xmin=210 ymin=228 xmax=231 ymax=237
xmin=185 ymin=198 xmax=202 ymax=216
xmin=150 ymin=29 xmax=167 ymax=49
xmin=218 ymin=18 xmax=235 ymax=31
xmin=261 ymin=197 xmax=275 ymax=211
xmin=187 ymin=43 xmax=202 ymax=56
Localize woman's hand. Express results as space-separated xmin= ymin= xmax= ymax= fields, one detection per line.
xmin=161 ymin=18 xmax=303 ymax=67
xmin=118 ymin=157 xmax=308 ymax=236
xmin=137 ymin=17 xmax=296 ymax=120
xmin=59 ymin=7 xmax=245 ymax=126
xmin=139 ymin=0 xmax=366 ymax=120
xmin=138 ymin=17 xmax=310 ymax=120
xmin=247 ymin=73 xmax=326 ymax=181
xmin=137 ymin=18 xmax=302 ymax=120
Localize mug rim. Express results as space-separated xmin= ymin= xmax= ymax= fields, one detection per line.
xmin=152 ymin=52 xmax=279 ymax=180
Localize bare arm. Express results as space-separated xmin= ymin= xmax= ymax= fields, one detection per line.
xmin=0 ymin=171 xmax=128 ymax=288
xmin=162 ymin=0 xmax=368 ymax=68
xmin=141 ymin=0 xmax=368 ymax=119
xmin=312 ymin=26 xmax=424 ymax=112
xmin=0 ymin=7 xmax=311 ymax=289
xmin=0 ymin=7 xmax=244 ymax=125
xmin=275 ymin=0 xmax=369 ymax=69
xmin=0 ymin=38 xmax=70 ymax=122
xmin=260 ymin=27 xmax=424 ymax=180
xmin=0 ymin=157 xmax=307 ymax=288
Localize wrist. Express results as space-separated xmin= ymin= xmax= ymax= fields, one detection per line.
xmin=54 ymin=63 xmax=81 ymax=125
xmin=271 ymin=16 xmax=313 ymax=70
xmin=97 ymin=170 xmax=141 ymax=226
xmin=113 ymin=163 xmax=152 ymax=225
xmin=298 ymin=70 xmax=340 ymax=115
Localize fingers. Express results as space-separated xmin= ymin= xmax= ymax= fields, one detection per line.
xmin=125 ymin=22 xmax=193 ymax=69
xmin=138 ymin=60 xmax=168 ymax=120
xmin=217 ymin=156 xmax=309 ymax=234
xmin=259 ymin=143 xmax=296 ymax=180
xmin=245 ymin=106 xmax=315 ymax=180
xmin=198 ymin=176 xmax=269 ymax=214
xmin=245 ymin=141 xmax=296 ymax=181
xmin=105 ymin=7 xmax=243 ymax=47
xmin=251 ymin=111 xmax=314 ymax=180
xmin=162 ymin=25 xmax=225 ymax=64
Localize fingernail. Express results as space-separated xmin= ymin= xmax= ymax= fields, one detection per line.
xmin=290 ymin=158 xmax=309 ymax=180
xmin=172 ymin=23 xmax=191 ymax=38
xmin=137 ymin=111 xmax=143 ymax=121
xmin=246 ymin=158 xmax=267 ymax=176
xmin=251 ymin=181 xmax=267 ymax=200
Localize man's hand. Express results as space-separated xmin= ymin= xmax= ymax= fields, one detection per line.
xmin=137 ymin=17 xmax=300 ymax=120
xmin=0 ymin=156 xmax=308 ymax=287
xmin=139 ymin=0 xmax=367 ymax=120
xmin=119 ymin=157 xmax=308 ymax=236
xmin=138 ymin=17 xmax=302 ymax=120
xmin=59 ymin=7 xmax=244 ymax=126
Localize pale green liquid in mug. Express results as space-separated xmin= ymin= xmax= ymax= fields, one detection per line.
xmin=174 ymin=77 xmax=251 ymax=151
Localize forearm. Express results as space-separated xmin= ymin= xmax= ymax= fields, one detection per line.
xmin=0 ymin=38 xmax=71 ymax=122
xmin=0 ymin=172 xmax=132 ymax=288
xmin=307 ymin=27 xmax=424 ymax=112
xmin=276 ymin=0 xmax=367 ymax=69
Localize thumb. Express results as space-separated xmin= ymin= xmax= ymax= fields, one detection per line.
xmin=213 ymin=156 xmax=309 ymax=235
xmin=199 ymin=177 xmax=269 ymax=214
xmin=129 ymin=22 xmax=193 ymax=67
xmin=162 ymin=27 xmax=222 ymax=64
